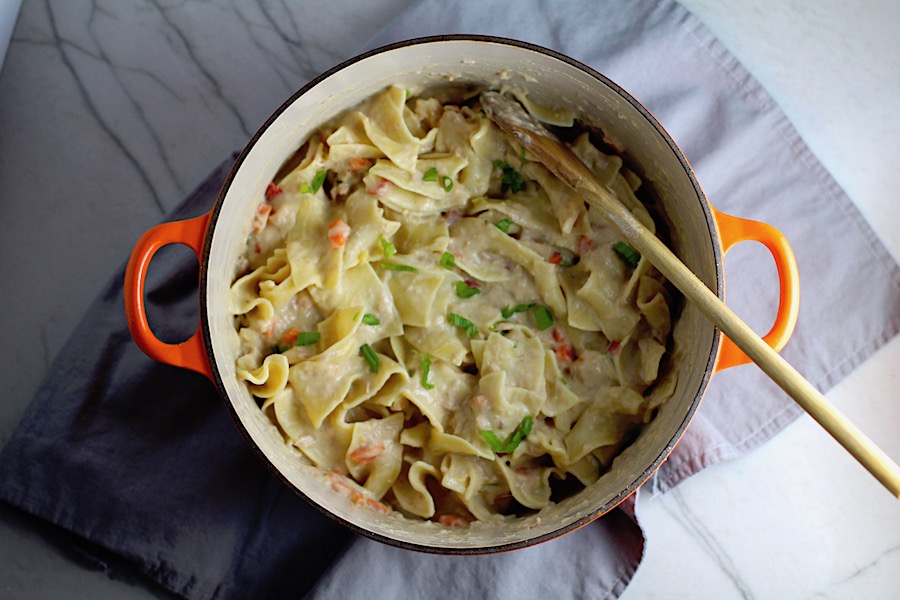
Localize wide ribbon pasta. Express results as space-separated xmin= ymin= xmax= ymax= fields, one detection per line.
xmin=231 ymin=85 xmax=678 ymax=524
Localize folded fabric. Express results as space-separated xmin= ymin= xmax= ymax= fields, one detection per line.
xmin=1 ymin=1 xmax=898 ymax=600
xmin=0 ymin=157 xmax=358 ymax=599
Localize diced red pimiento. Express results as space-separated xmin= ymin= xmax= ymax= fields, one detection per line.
xmin=578 ymin=235 xmax=594 ymax=255
xmin=328 ymin=471 xmax=386 ymax=512
xmin=364 ymin=497 xmax=390 ymax=514
xmin=554 ymin=344 xmax=575 ymax=363
xmin=265 ymin=182 xmax=283 ymax=200
xmin=327 ymin=219 xmax=350 ymax=248
xmin=464 ymin=278 xmax=480 ymax=288
xmin=254 ymin=242 xmax=262 ymax=254
xmin=345 ymin=488 xmax=389 ymax=512
xmin=328 ymin=473 xmax=354 ymax=496
xmin=367 ymin=177 xmax=393 ymax=198
xmin=549 ymin=251 xmax=563 ymax=265
xmin=438 ymin=514 xmax=469 ymax=527
xmin=281 ymin=328 xmax=300 ymax=345
xmin=608 ymin=340 xmax=621 ymax=354
xmin=551 ymin=328 xmax=575 ymax=362
xmin=251 ymin=203 xmax=272 ymax=233
xmin=349 ymin=444 xmax=386 ymax=466
xmin=348 ymin=157 xmax=373 ymax=172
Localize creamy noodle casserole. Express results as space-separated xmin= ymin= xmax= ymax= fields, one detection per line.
xmin=229 ymin=85 xmax=677 ymax=524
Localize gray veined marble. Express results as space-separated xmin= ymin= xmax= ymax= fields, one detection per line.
xmin=0 ymin=0 xmax=415 ymax=425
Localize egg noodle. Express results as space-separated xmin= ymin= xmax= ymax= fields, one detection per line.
xmin=229 ymin=85 xmax=677 ymax=524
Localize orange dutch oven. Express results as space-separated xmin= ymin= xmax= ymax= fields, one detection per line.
xmin=124 ymin=36 xmax=798 ymax=553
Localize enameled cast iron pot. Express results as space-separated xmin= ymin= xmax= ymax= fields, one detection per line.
xmin=124 ymin=36 xmax=799 ymax=553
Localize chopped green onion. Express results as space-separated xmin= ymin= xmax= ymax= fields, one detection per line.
xmin=293 ymin=331 xmax=321 ymax=346
xmin=493 ymin=160 xmax=524 ymax=193
xmin=489 ymin=321 xmax=512 ymax=336
xmin=271 ymin=345 xmax=284 ymax=354
xmin=300 ymin=170 xmax=328 ymax=194
xmin=455 ymin=281 xmax=481 ymax=299
xmin=359 ymin=343 xmax=379 ymax=372
xmin=613 ymin=241 xmax=641 ymax=268
xmin=449 ymin=313 xmax=479 ymax=338
xmin=379 ymin=235 xmax=396 ymax=259
xmin=361 ymin=313 xmax=381 ymax=326
xmin=501 ymin=303 xmax=536 ymax=319
xmin=508 ymin=415 xmax=533 ymax=448
xmin=505 ymin=170 xmax=523 ymax=192
xmin=380 ymin=263 xmax=419 ymax=273
xmin=532 ymin=305 xmax=554 ymax=330
xmin=311 ymin=169 xmax=327 ymax=193
xmin=423 ymin=168 xmax=453 ymax=191
xmin=481 ymin=430 xmax=506 ymax=453
xmin=495 ymin=218 xmax=513 ymax=234
xmin=481 ymin=416 xmax=533 ymax=454
xmin=550 ymin=246 xmax=579 ymax=267
xmin=420 ymin=354 xmax=435 ymax=390
xmin=440 ymin=251 xmax=456 ymax=270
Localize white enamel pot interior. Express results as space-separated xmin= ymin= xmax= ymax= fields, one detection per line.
xmin=200 ymin=35 xmax=722 ymax=553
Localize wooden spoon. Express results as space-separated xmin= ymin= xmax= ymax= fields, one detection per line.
xmin=482 ymin=91 xmax=900 ymax=499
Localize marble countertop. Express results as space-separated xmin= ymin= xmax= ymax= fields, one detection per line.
xmin=1 ymin=1 xmax=898 ymax=598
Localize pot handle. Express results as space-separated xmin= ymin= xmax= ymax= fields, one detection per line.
xmin=123 ymin=212 xmax=213 ymax=380
xmin=712 ymin=208 xmax=800 ymax=372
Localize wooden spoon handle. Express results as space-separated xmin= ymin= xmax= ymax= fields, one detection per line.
xmin=486 ymin=93 xmax=900 ymax=498
xmin=587 ymin=173 xmax=900 ymax=499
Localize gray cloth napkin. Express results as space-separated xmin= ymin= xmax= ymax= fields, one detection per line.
xmin=0 ymin=156 xmax=355 ymax=599
xmin=2 ymin=1 xmax=898 ymax=599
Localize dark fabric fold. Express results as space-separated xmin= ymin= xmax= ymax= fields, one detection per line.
xmin=0 ymin=157 xmax=354 ymax=599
